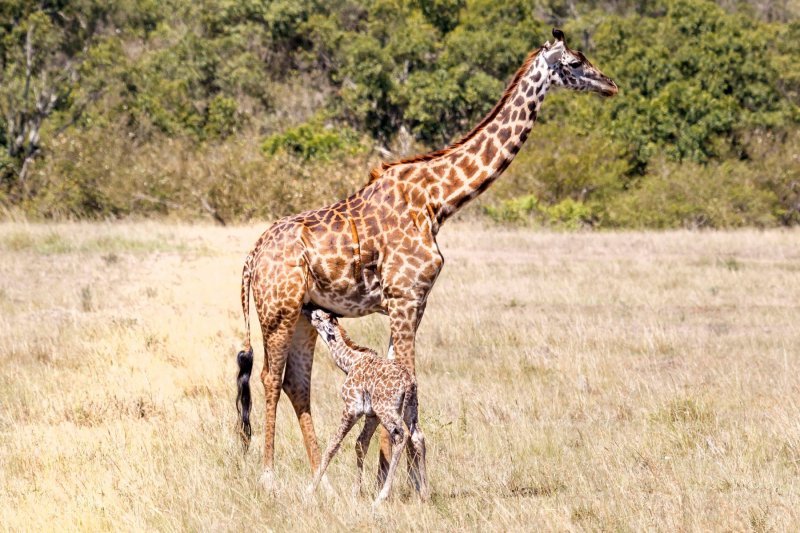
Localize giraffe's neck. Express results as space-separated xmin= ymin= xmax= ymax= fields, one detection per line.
xmin=412 ymin=51 xmax=552 ymax=223
xmin=320 ymin=323 xmax=374 ymax=374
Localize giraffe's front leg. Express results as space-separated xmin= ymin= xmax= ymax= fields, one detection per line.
xmin=376 ymin=244 xmax=442 ymax=491
xmin=354 ymin=415 xmax=379 ymax=497
xmin=376 ymin=295 xmax=427 ymax=487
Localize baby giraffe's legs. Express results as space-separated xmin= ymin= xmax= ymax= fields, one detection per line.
xmin=373 ymin=420 xmax=408 ymax=507
xmin=354 ymin=415 xmax=379 ymax=497
xmin=308 ymin=411 xmax=359 ymax=495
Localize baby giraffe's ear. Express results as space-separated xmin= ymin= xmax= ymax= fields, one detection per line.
xmin=543 ymin=40 xmax=564 ymax=66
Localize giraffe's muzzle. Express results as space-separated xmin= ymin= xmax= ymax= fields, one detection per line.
xmin=600 ymin=78 xmax=619 ymax=96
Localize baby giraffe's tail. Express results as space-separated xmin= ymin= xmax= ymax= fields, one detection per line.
xmin=236 ymin=251 xmax=255 ymax=450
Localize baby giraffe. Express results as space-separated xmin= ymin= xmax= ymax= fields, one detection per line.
xmin=302 ymin=304 xmax=429 ymax=506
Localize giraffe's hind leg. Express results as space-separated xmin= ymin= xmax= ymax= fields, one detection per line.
xmin=282 ymin=315 xmax=322 ymax=473
xmin=374 ymin=418 xmax=408 ymax=507
xmin=253 ymin=264 xmax=306 ymax=491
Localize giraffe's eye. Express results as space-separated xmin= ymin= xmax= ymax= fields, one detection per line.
xmin=569 ymin=61 xmax=582 ymax=69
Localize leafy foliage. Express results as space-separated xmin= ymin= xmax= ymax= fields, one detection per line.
xmin=261 ymin=118 xmax=365 ymax=160
xmin=585 ymin=0 xmax=795 ymax=168
xmin=0 ymin=0 xmax=798 ymax=227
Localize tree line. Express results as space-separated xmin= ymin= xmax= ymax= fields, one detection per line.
xmin=1 ymin=0 xmax=798 ymax=227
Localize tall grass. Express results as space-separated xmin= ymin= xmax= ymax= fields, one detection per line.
xmin=1 ymin=222 xmax=799 ymax=530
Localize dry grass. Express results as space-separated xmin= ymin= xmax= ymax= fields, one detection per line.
xmin=1 ymin=222 xmax=799 ymax=531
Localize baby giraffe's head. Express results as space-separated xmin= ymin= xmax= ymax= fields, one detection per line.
xmin=301 ymin=305 xmax=338 ymax=343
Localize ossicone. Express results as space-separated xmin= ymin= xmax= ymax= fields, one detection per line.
xmin=552 ymin=28 xmax=566 ymax=43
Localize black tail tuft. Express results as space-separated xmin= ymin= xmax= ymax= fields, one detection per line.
xmin=236 ymin=347 xmax=254 ymax=450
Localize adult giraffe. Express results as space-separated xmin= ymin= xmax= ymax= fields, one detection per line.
xmin=236 ymin=28 xmax=617 ymax=491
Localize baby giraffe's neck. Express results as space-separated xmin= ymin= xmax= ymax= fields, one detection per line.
xmin=321 ymin=323 xmax=375 ymax=375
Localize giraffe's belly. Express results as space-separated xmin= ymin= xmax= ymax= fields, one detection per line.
xmin=303 ymin=238 xmax=385 ymax=317
xmin=305 ymin=275 xmax=384 ymax=318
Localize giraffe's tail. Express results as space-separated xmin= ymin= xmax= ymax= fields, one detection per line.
xmin=237 ymin=251 xmax=255 ymax=450
xmin=240 ymin=250 xmax=254 ymax=353
xmin=236 ymin=347 xmax=254 ymax=449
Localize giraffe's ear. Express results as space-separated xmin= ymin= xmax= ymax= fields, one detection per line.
xmin=543 ymin=40 xmax=564 ymax=65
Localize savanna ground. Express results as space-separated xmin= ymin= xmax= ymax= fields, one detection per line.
xmin=1 ymin=222 xmax=799 ymax=531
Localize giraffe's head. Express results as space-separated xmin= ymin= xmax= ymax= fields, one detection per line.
xmin=543 ymin=28 xmax=618 ymax=97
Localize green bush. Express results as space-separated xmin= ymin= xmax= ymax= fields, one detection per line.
xmin=204 ymin=95 xmax=242 ymax=139
xmin=261 ymin=120 xmax=366 ymax=161
xmin=485 ymin=196 xmax=596 ymax=228
xmin=484 ymin=194 xmax=540 ymax=224
xmin=543 ymin=199 xmax=596 ymax=229
xmin=606 ymin=158 xmax=779 ymax=229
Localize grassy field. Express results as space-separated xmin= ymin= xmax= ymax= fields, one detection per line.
xmin=1 ymin=222 xmax=799 ymax=531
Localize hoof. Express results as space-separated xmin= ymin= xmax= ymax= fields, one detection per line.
xmin=419 ymin=488 xmax=431 ymax=503
xmin=372 ymin=492 xmax=388 ymax=509
xmin=320 ymin=474 xmax=334 ymax=496
xmin=258 ymin=469 xmax=276 ymax=493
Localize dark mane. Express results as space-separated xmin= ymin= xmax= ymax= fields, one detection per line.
xmin=368 ymin=47 xmax=542 ymax=183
